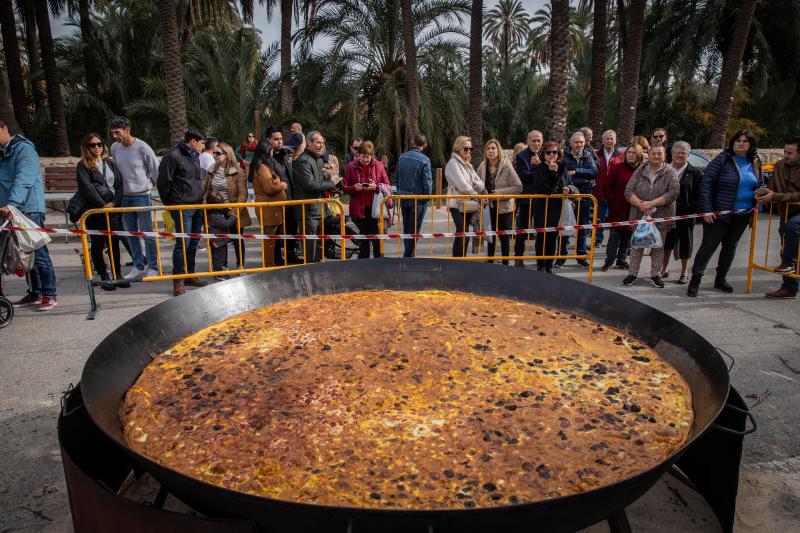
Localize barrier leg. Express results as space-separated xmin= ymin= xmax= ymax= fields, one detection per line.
xmin=746 ymin=211 xmax=758 ymax=294
xmin=86 ymin=278 xmax=100 ymax=320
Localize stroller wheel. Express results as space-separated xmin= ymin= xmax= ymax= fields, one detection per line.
xmin=0 ymin=297 xmax=13 ymax=329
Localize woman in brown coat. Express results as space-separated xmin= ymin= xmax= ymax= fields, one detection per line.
xmin=477 ymin=139 xmax=522 ymax=264
xmin=203 ymin=142 xmax=251 ymax=270
xmin=622 ymin=145 xmax=680 ymax=288
xmin=249 ymin=141 xmax=287 ymax=267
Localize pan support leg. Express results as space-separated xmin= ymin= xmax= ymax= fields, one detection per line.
xmin=153 ymin=484 xmax=169 ymax=509
xmin=607 ymin=509 xmax=632 ymax=533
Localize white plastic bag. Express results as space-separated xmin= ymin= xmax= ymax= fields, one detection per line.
xmin=480 ymin=202 xmax=492 ymax=231
xmin=371 ymin=188 xmax=384 ymax=219
xmin=558 ymin=199 xmax=576 ymax=237
xmin=630 ymin=215 xmax=663 ymax=249
xmin=8 ymin=205 xmax=51 ymax=252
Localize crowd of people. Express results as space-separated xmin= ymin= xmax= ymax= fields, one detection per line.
xmin=0 ymin=117 xmax=799 ymax=311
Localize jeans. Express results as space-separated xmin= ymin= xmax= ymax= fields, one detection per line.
xmin=400 ymin=200 xmax=428 ymax=257
xmin=170 ymin=209 xmax=204 ymax=274
xmin=25 ymin=212 xmax=57 ymax=297
xmin=779 ymin=213 xmax=800 ymax=293
xmin=559 ymin=196 xmax=591 ymax=255
xmin=122 ymin=195 xmax=158 ymax=271
xmin=691 ymin=214 xmax=751 ymax=279
xmin=595 ymin=201 xmax=608 ymax=245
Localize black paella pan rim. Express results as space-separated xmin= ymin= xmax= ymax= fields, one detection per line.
xmin=79 ymin=258 xmax=730 ymax=525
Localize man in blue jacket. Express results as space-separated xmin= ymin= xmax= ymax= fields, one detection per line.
xmin=396 ymin=134 xmax=432 ymax=257
xmin=557 ymin=131 xmax=598 ymax=268
xmin=0 ymin=120 xmax=58 ymax=311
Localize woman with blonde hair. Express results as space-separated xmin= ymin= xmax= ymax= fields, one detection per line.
xmin=630 ymin=135 xmax=651 ymax=161
xmin=445 ymin=136 xmax=486 ymax=257
xmin=203 ymin=142 xmax=251 ymax=271
xmin=477 ymin=138 xmax=522 ymax=264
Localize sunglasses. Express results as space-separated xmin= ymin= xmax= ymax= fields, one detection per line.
xmin=652 ymin=134 xmax=665 ymax=138
xmin=88 ymin=142 xmax=104 ymax=148
xmin=213 ymin=151 xmax=224 ymax=156
xmin=462 ymin=147 xmax=473 ymax=152
xmin=543 ymin=150 xmax=559 ymax=155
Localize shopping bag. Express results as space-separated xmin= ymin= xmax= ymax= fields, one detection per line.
xmin=558 ymin=200 xmax=576 ymax=237
xmin=162 ymin=211 xmax=176 ymax=241
xmin=371 ymin=188 xmax=385 ymax=219
xmin=8 ymin=205 xmax=51 ymax=252
xmin=630 ymin=215 xmax=663 ymax=249
xmin=1 ymin=233 xmax=35 ymax=275
xmin=480 ymin=202 xmax=492 ymax=231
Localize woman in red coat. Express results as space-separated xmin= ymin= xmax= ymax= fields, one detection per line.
xmin=342 ymin=141 xmax=391 ymax=258
xmin=600 ymin=145 xmax=643 ymax=270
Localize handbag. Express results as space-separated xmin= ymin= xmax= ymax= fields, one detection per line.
xmin=1 ymin=232 xmax=34 ymax=276
xmin=67 ymin=192 xmax=88 ymax=224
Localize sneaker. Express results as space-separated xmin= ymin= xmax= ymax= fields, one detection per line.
xmin=554 ymin=259 xmax=566 ymax=268
xmin=651 ymin=276 xmax=665 ymax=288
xmin=622 ymin=275 xmax=637 ymax=286
xmin=146 ymin=268 xmax=160 ymax=278
xmin=600 ymin=263 xmax=613 ymax=272
xmin=12 ymin=293 xmax=42 ymax=307
xmin=774 ymin=263 xmax=795 ymax=274
xmin=614 ymin=262 xmax=629 ymax=270
xmin=37 ymin=296 xmax=57 ymax=311
xmin=514 ymin=260 xmax=525 ymax=269
xmin=576 ymin=259 xmax=590 ymax=268
xmin=765 ymin=288 xmax=797 ymax=299
xmin=124 ymin=267 xmax=146 ymax=281
xmin=661 ymin=271 xmax=670 ymax=279
xmin=677 ymin=275 xmax=689 ymax=285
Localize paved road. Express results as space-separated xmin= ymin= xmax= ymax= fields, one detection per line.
xmin=0 ymin=210 xmax=798 ymax=532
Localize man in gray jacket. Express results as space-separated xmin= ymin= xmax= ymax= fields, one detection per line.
xmin=292 ymin=131 xmax=339 ymax=262
xmin=110 ymin=116 xmax=160 ymax=280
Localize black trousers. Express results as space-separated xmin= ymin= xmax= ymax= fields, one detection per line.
xmin=691 ymin=214 xmax=751 ymax=279
xmin=514 ymin=199 xmax=535 ymax=257
xmin=450 ymin=208 xmax=469 ymax=257
xmin=533 ymin=197 xmax=562 ymax=268
xmin=487 ymin=207 xmax=513 ymax=264
xmin=86 ymin=213 xmax=123 ymax=279
xmin=354 ymin=213 xmax=382 ymax=258
xmin=274 ymin=204 xmax=300 ymax=263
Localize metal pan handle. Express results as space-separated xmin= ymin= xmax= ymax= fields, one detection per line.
xmin=715 ymin=346 xmax=735 ymax=372
xmin=60 ymin=383 xmax=85 ymax=418
xmin=712 ymin=404 xmax=757 ymax=436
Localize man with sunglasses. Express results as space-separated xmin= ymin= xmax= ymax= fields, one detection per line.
xmin=347 ymin=138 xmax=363 ymax=163
xmin=110 ymin=116 xmax=161 ymax=281
xmin=650 ymin=128 xmax=672 ymax=163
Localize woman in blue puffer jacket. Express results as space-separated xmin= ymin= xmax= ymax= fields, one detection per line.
xmin=688 ymin=129 xmax=763 ymax=297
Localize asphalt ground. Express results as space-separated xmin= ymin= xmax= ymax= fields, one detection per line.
xmin=0 ymin=209 xmax=798 ymax=532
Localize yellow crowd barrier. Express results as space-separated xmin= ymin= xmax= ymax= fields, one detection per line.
xmin=378 ymin=194 xmax=598 ymax=281
xmin=77 ymin=199 xmax=346 ymax=317
xmin=747 ymin=201 xmax=800 ymax=293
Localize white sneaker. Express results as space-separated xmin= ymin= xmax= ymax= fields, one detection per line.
xmin=146 ymin=268 xmax=160 ymax=278
xmin=124 ymin=267 xmax=146 ymax=281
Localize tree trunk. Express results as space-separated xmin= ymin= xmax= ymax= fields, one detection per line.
xmin=467 ymin=0 xmax=483 ymax=164
xmin=0 ymin=70 xmax=21 ymax=133
xmin=547 ymin=0 xmax=570 ymax=144
xmin=400 ymin=0 xmax=419 ymax=135
xmin=588 ymin=0 xmax=608 ymax=141
xmin=79 ymin=0 xmax=101 ymax=95
xmin=0 ymin=0 xmax=30 ymax=134
xmin=616 ymin=0 xmax=644 ymax=145
xmin=20 ymin=0 xmax=45 ymax=111
xmin=615 ymin=0 xmax=625 ymax=84
xmin=33 ymin=0 xmax=70 ymax=155
xmin=279 ymin=0 xmax=293 ymax=116
xmin=158 ymin=0 xmax=188 ymax=147
xmin=708 ymin=0 xmax=757 ymax=148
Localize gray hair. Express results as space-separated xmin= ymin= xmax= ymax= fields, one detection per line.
xmin=673 ymin=141 xmax=691 ymax=153
xmin=570 ymin=131 xmax=586 ymax=143
xmin=602 ymin=129 xmax=616 ymax=138
xmin=307 ymin=131 xmax=324 ymax=143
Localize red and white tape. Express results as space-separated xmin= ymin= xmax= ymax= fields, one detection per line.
xmin=0 ymin=208 xmax=755 ymax=241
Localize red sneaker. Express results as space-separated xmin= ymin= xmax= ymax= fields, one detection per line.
xmin=37 ymin=297 xmax=58 ymax=312
xmin=13 ymin=293 xmax=42 ymax=308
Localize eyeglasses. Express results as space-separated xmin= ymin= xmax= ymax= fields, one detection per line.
xmin=88 ymin=142 xmax=104 ymax=148
xmin=462 ymin=147 xmax=473 ymax=152
xmin=543 ymin=150 xmax=559 ymax=155
xmin=213 ymin=151 xmax=224 ymax=156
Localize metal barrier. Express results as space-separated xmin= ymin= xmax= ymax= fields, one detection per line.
xmin=747 ymin=201 xmax=800 ymax=293
xmin=378 ymin=194 xmax=598 ymax=281
xmin=78 ymin=198 xmax=346 ymax=318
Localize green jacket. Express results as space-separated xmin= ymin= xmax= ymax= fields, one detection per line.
xmin=292 ymin=151 xmax=335 ymax=217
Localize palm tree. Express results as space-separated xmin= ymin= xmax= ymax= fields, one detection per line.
xmin=468 ymin=0 xmax=483 ymax=163
xmin=400 ymin=0 xmax=419 ymax=134
xmin=483 ymin=0 xmax=529 ymax=68
xmin=585 ymin=0 xmax=608 ymax=139
xmin=526 ymin=2 xmax=589 ymax=72
xmin=1 ymin=0 xmax=30 ymax=134
xmin=616 ymin=0 xmax=644 ymax=144
xmin=0 ymin=72 xmax=21 ymax=133
xmin=708 ymin=0 xmax=757 ymax=148
xmin=18 ymin=0 xmax=45 ymax=111
xmin=158 ymin=0 xmax=188 ymax=146
xmin=547 ymin=0 xmax=570 ymax=144
xmin=33 ymin=0 xmax=70 ymax=154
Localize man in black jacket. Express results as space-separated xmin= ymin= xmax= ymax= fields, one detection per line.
xmin=513 ymin=130 xmax=543 ymax=267
xmin=293 ymin=131 xmax=338 ymax=262
xmin=265 ymin=126 xmax=305 ymax=264
xmin=157 ymin=129 xmax=208 ymax=295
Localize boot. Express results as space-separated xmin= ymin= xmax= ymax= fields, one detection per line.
xmin=714 ymin=277 xmax=734 ymax=293
xmin=687 ymin=274 xmax=701 ymax=297
xmin=99 ymin=272 xmax=116 ymax=292
xmin=514 ymin=260 xmax=525 ymax=268
xmin=185 ymin=277 xmax=209 ymax=288
xmin=173 ymin=280 xmax=185 ymax=296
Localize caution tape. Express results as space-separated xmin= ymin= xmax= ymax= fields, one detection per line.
xmin=0 ymin=208 xmax=755 ymax=241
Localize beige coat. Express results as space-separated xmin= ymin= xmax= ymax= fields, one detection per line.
xmin=203 ymin=162 xmax=251 ymax=227
xmin=477 ymin=157 xmax=523 ymax=214
xmin=624 ymin=163 xmax=680 ymax=230
xmin=445 ymin=153 xmax=486 ymax=212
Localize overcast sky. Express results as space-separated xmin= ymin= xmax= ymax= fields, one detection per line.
xmin=52 ymin=0 xmax=550 ymax=48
